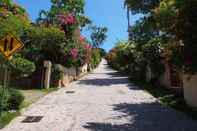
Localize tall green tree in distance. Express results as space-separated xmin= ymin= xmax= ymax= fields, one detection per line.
xmin=90 ymin=25 xmax=108 ymax=48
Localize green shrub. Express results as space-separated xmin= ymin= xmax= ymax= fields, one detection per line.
xmin=0 ymin=111 xmax=20 ymax=129
xmin=10 ymin=55 xmax=36 ymax=76
xmin=0 ymin=88 xmax=24 ymax=111
xmin=51 ymin=64 xmax=64 ymax=81
xmin=0 ymin=12 xmax=29 ymax=39
xmin=0 ymin=88 xmax=9 ymax=111
xmin=22 ymin=26 xmax=66 ymax=65
xmin=91 ymin=49 xmax=101 ymax=67
xmin=7 ymin=89 xmax=24 ymax=110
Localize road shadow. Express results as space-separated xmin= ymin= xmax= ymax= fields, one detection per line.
xmin=88 ymin=71 xmax=122 ymax=77
xmin=78 ymin=77 xmax=140 ymax=90
xmin=83 ymin=102 xmax=197 ymax=131
xmin=78 ymin=68 xmax=139 ymax=90
xmin=78 ymin=77 xmax=130 ymax=86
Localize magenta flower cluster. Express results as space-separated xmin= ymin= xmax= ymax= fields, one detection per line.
xmin=57 ymin=14 xmax=76 ymax=25
xmin=79 ymin=35 xmax=85 ymax=42
xmin=70 ymin=48 xmax=79 ymax=59
xmin=84 ymin=44 xmax=92 ymax=49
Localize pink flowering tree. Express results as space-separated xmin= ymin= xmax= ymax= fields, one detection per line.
xmin=79 ymin=35 xmax=86 ymax=43
xmin=35 ymin=0 xmax=94 ymax=68
xmin=57 ymin=13 xmax=78 ymax=39
xmin=70 ymin=48 xmax=79 ymax=60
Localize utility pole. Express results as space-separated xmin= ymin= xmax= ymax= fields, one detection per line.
xmin=127 ymin=7 xmax=132 ymax=41
xmin=0 ymin=62 xmax=9 ymax=117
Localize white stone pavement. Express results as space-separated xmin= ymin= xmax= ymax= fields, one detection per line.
xmin=2 ymin=60 xmax=197 ymax=131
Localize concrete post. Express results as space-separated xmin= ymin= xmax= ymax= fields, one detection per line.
xmin=43 ymin=61 xmax=52 ymax=89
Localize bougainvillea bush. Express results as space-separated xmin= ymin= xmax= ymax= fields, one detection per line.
xmin=0 ymin=0 xmax=102 ymax=78
xmin=34 ymin=0 xmax=99 ymax=68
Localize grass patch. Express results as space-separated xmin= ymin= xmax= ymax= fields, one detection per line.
xmin=0 ymin=111 xmax=20 ymax=129
xmin=133 ymin=80 xmax=197 ymax=120
xmin=20 ymin=87 xmax=58 ymax=108
xmin=41 ymin=87 xmax=58 ymax=93
xmin=0 ymin=87 xmax=58 ymax=128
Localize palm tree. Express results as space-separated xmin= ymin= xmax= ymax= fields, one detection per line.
xmin=124 ymin=0 xmax=132 ymax=40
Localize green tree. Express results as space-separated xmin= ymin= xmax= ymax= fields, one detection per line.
xmin=154 ymin=0 xmax=197 ymax=73
xmin=36 ymin=0 xmax=90 ymax=27
xmin=21 ymin=26 xmax=66 ymax=65
xmin=90 ymin=25 xmax=108 ymax=48
xmin=125 ymin=0 xmax=197 ymax=73
xmin=124 ymin=0 xmax=160 ymax=14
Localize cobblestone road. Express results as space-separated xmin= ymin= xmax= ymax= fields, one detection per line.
xmin=2 ymin=60 xmax=197 ymax=131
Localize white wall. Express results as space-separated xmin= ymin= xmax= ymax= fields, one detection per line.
xmin=183 ymin=74 xmax=197 ymax=108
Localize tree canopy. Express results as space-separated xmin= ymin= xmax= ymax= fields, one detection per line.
xmin=124 ymin=0 xmax=197 ymax=73
xmin=90 ymin=25 xmax=108 ymax=48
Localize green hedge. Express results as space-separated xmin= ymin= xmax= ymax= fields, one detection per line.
xmin=10 ymin=56 xmax=36 ymax=75
xmin=0 ymin=88 xmax=24 ymax=111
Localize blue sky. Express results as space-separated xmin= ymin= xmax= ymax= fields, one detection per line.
xmin=14 ymin=0 xmax=141 ymax=51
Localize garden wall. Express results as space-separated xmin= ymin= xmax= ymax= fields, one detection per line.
xmin=79 ymin=64 xmax=88 ymax=76
xmin=9 ymin=67 xmax=44 ymax=89
xmin=158 ymin=62 xmax=183 ymax=94
xmin=8 ymin=61 xmax=89 ymax=89
xmin=146 ymin=62 xmax=183 ymax=95
xmin=149 ymin=62 xmax=197 ymax=108
xmin=54 ymin=64 xmax=88 ymax=88
xmin=145 ymin=64 xmax=171 ymax=88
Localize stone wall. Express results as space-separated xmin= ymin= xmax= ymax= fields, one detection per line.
xmin=146 ymin=62 xmax=183 ymax=95
xmin=54 ymin=64 xmax=88 ymax=88
xmin=78 ymin=64 xmax=88 ymax=77
xmin=146 ymin=62 xmax=197 ymax=108
xmin=61 ymin=66 xmax=77 ymax=87
xmin=145 ymin=64 xmax=171 ymax=87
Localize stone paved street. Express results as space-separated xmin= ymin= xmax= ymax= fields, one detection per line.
xmin=2 ymin=60 xmax=197 ymax=131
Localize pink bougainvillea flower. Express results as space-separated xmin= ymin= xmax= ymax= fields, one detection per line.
xmin=70 ymin=48 xmax=78 ymax=59
xmin=66 ymin=14 xmax=76 ymax=24
xmin=79 ymin=35 xmax=85 ymax=42
xmin=57 ymin=13 xmax=76 ymax=25
xmin=84 ymin=44 xmax=92 ymax=49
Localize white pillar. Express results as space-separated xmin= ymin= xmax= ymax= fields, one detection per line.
xmin=183 ymin=74 xmax=197 ymax=108
xmin=44 ymin=61 xmax=52 ymax=89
